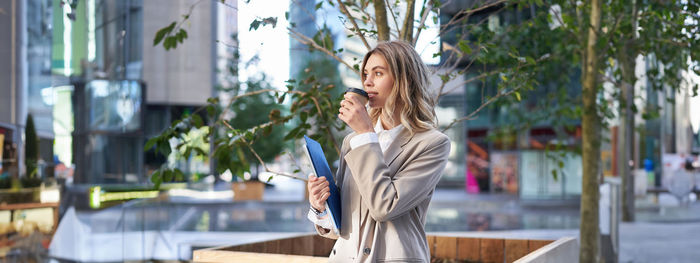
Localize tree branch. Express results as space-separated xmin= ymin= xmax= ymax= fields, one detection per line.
xmin=441 ymin=83 xmax=526 ymax=132
xmin=223 ymin=120 xmax=307 ymax=181
xmin=548 ymin=3 xmax=582 ymax=41
xmin=439 ymin=55 xmax=544 ymax=96
xmin=412 ymin=0 xmax=432 ymax=46
xmin=438 ymin=0 xmax=507 ymax=36
xmin=384 ymin=0 xmax=401 ymax=38
xmin=289 ymin=28 xmax=360 ymax=76
xmin=336 ymin=0 xmax=371 ymax=50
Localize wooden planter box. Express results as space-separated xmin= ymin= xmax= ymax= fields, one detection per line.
xmin=231 ymin=181 xmax=265 ymax=201
xmin=193 ymin=234 xmax=575 ymax=263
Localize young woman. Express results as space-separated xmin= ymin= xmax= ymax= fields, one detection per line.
xmin=307 ymin=40 xmax=451 ymax=262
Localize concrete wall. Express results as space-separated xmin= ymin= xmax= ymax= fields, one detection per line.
xmin=0 ymin=0 xmax=21 ymax=126
xmin=142 ymin=0 xmax=215 ymax=105
xmin=0 ymin=0 xmax=28 ymax=176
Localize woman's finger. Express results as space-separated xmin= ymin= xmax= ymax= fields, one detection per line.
xmin=311 ymin=181 xmax=329 ymax=196
xmin=343 ymin=94 xmax=356 ymax=104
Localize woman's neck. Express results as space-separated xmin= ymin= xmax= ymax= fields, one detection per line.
xmin=380 ymin=113 xmax=401 ymax=130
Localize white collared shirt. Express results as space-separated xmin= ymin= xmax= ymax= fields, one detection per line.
xmin=349 ymin=117 xmax=404 ymax=153
xmin=308 ymin=117 xmax=404 ymax=227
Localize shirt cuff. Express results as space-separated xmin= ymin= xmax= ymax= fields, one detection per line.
xmin=349 ymin=132 xmax=378 ymax=150
xmin=307 ymin=208 xmax=333 ymax=230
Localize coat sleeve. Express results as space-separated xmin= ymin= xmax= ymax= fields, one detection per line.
xmin=344 ymin=133 xmax=450 ymax=222
xmin=314 ymin=134 xmax=352 ymax=239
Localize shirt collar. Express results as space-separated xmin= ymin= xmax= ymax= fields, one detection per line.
xmin=375 ymin=117 xmax=404 ymax=137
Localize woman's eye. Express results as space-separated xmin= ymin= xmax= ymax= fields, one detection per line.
xmin=375 ymin=72 xmax=382 ymax=76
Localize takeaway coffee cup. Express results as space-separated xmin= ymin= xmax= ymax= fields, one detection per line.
xmin=345 ymin=88 xmax=369 ymax=105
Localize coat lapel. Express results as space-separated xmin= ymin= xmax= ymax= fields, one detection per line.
xmin=383 ymin=127 xmax=413 ymax=168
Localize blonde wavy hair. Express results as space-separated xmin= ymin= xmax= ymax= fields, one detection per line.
xmin=361 ymin=40 xmax=437 ymax=135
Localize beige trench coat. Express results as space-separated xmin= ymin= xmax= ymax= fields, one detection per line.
xmin=315 ymin=127 xmax=451 ymax=262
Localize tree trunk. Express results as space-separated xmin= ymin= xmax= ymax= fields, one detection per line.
xmin=580 ymin=0 xmax=602 ymax=262
xmin=373 ymin=0 xmax=390 ymax=41
xmin=618 ymin=0 xmax=638 ymax=223
xmin=618 ymin=43 xmax=636 ymax=222
xmin=399 ymin=0 xmax=416 ymax=43
xmin=618 ymin=80 xmax=636 ymax=222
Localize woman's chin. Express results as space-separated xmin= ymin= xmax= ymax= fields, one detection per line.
xmin=368 ymin=101 xmax=382 ymax=108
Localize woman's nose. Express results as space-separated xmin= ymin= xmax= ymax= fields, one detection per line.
xmin=363 ymin=76 xmax=373 ymax=87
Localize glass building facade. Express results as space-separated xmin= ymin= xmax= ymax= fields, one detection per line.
xmin=439 ymin=2 xmax=583 ymax=198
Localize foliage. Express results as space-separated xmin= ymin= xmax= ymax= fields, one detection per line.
xmin=147 ymin=2 xmax=698 ymax=260
xmin=145 ymin=0 xmax=569 ymax=186
xmin=519 ymin=1 xmax=699 ymax=261
xmin=0 ymin=177 xmax=12 ymax=189
xmin=24 ymin=114 xmax=39 ymax=179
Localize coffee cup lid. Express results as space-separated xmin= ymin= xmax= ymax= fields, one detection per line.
xmin=345 ymin=88 xmax=369 ymax=99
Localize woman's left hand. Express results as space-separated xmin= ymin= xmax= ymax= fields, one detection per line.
xmin=338 ymin=94 xmax=373 ymax=134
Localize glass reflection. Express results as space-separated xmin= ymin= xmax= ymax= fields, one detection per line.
xmin=86 ymin=80 xmax=142 ymax=132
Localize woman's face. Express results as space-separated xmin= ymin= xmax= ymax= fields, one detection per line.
xmin=363 ymin=53 xmax=394 ymax=109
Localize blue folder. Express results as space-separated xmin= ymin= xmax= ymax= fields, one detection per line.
xmin=303 ymin=135 xmax=342 ymax=234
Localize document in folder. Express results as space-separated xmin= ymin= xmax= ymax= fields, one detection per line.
xmin=303 ymin=135 xmax=342 ymax=234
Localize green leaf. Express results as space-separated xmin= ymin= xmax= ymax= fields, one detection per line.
xmin=284 ymin=126 xmax=301 ymax=140
xmin=514 ymin=91 xmax=521 ymax=101
xmin=440 ymin=74 xmax=450 ymax=83
xmin=206 ymin=105 xmax=216 ymax=117
xmin=150 ymin=170 xmax=162 ymax=184
xmin=244 ymin=132 xmax=254 ymax=141
xmin=180 ymin=29 xmax=188 ymax=41
xmin=249 ymin=20 xmax=261 ymax=31
xmin=144 ymin=137 xmax=158 ymax=151
xmin=163 ymin=169 xmax=174 ymax=182
xmin=174 ymin=169 xmax=185 ymax=181
xmin=458 ymin=40 xmax=472 ymax=55
xmin=525 ymin=56 xmax=535 ymax=64
xmin=300 ymin=111 xmax=308 ymax=123
xmin=191 ymin=114 xmax=204 ymax=128
xmin=551 ymin=169 xmax=558 ymax=181
xmin=315 ymin=2 xmax=322 ymax=10
xmin=159 ymin=141 xmax=171 ymax=157
xmin=153 ymin=22 xmax=175 ymax=46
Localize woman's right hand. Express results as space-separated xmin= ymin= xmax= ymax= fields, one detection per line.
xmin=307 ymin=174 xmax=330 ymax=212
